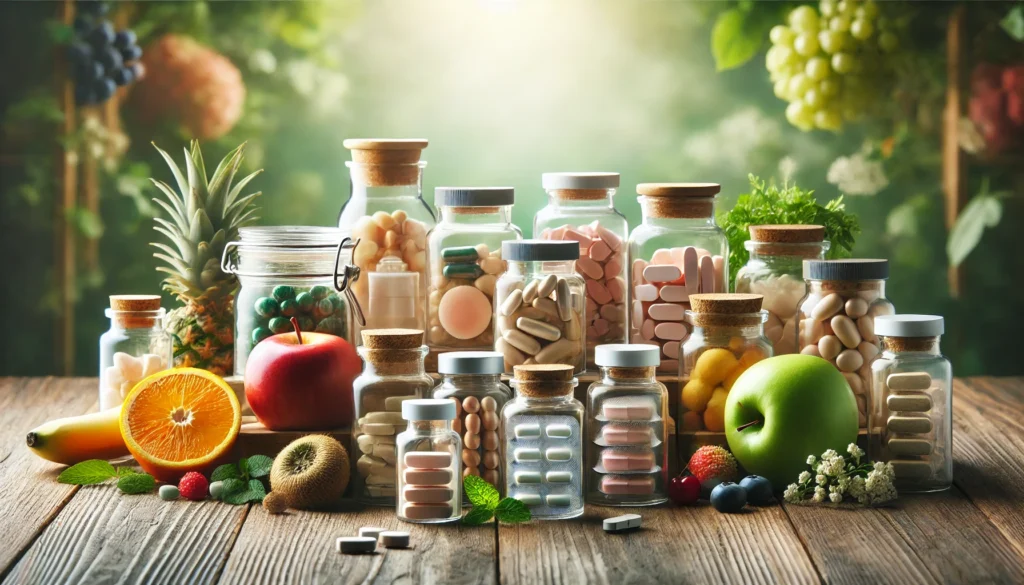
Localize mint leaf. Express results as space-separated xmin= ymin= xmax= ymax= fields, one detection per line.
xmin=220 ymin=478 xmax=246 ymax=496
xmin=223 ymin=479 xmax=266 ymax=505
xmin=245 ymin=455 xmax=273 ymax=478
xmin=462 ymin=507 xmax=495 ymax=525
xmin=115 ymin=467 xmax=138 ymax=478
xmin=463 ymin=475 xmax=499 ymax=511
xmin=246 ymin=479 xmax=267 ymax=502
xmin=116 ymin=473 xmax=156 ymax=494
xmin=211 ymin=463 xmax=240 ymax=482
xmin=494 ymin=498 xmax=531 ymax=523
xmin=238 ymin=457 xmax=250 ymax=481
xmin=58 ymin=460 xmax=116 ymax=485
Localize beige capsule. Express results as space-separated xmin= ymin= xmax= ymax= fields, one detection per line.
xmin=503 ymin=329 xmax=541 ymax=355
xmin=845 ymin=297 xmax=868 ymax=319
xmin=843 ymin=372 xmax=864 ymax=395
xmin=482 ymin=431 xmax=499 ymax=451
xmin=465 ymin=412 xmax=482 ymax=434
xmin=818 ymin=335 xmax=842 ymax=360
xmin=831 ymin=314 xmax=861 ymax=349
xmin=497 ymin=338 xmax=526 ymax=368
xmin=500 ymin=289 xmax=523 ymax=316
xmin=463 ymin=448 xmax=482 ymax=468
xmin=800 ymin=344 xmax=822 ymax=357
xmin=532 ymin=297 xmax=560 ymax=319
xmin=523 ymin=279 xmax=539 ymax=304
xmin=463 ymin=395 xmax=480 ymax=414
xmin=556 ymin=279 xmax=572 ymax=321
xmin=857 ymin=341 xmax=879 ymax=363
xmin=452 ymin=417 xmax=462 ymax=434
xmin=811 ymin=293 xmax=844 ymax=321
xmin=538 ymin=274 xmax=558 ymax=298
xmin=464 ymin=432 xmax=481 ymax=450
xmin=480 ymin=256 xmax=504 ymax=275
xmin=835 ymin=348 xmax=864 ymax=372
xmin=888 ymin=416 xmax=933 ymax=434
xmin=475 ymin=274 xmax=497 ymax=297
xmin=464 ymin=466 xmax=480 ymax=477
xmin=482 ymin=410 xmax=499 ymax=431
xmin=480 ymin=396 xmax=497 ymax=412
xmin=535 ymin=338 xmax=576 ymax=364
xmin=517 ymin=317 xmax=562 ymax=342
xmin=565 ymin=314 xmax=582 ymax=341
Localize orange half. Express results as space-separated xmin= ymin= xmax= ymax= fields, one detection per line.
xmin=119 ymin=368 xmax=241 ymax=482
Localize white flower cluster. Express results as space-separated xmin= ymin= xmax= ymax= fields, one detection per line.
xmin=826 ymin=151 xmax=889 ymax=196
xmin=783 ymin=443 xmax=897 ymax=506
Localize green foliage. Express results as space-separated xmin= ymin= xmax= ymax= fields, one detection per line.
xmin=710 ymin=3 xmax=786 ymax=71
xmin=719 ymin=175 xmax=861 ymax=286
xmin=117 ymin=473 xmax=157 ymax=495
xmin=463 ymin=475 xmax=500 ymax=510
xmin=58 ymin=460 xmax=156 ymax=494
xmin=461 ymin=475 xmax=531 ymax=525
xmin=947 ymin=179 xmax=1007 ymax=267
xmin=1001 ymin=6 xmax=1024 ymax=41
xmin=213 ymin=455 xmax=272 ymax=505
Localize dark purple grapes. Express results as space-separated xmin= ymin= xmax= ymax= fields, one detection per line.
xmin=94 ymin=78 xmax=116 ymax=101
xmin=97 ymin=47 xmax=122 ymax=70
xmin=70 ymin=0 xmax=140 ymax=105
xmin=88 ymin=22 xmax=115 ymax=47
xmin=120 ymin=45 xmax=142 ymax=62
xmin=113 ymin=30 xmax=136 ymax=50
xmin=77 ymin=0 xmax=108 ymax=16
xmin=67 ymin=43 xmax=92 ymax=65
xmin=111 ymin=67 xmax=132 ymax=86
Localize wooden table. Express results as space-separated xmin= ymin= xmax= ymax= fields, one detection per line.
xmin=2 ymin=377 xmax=1023 ymax=584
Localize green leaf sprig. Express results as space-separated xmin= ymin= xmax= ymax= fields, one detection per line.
xmin=461 ymin=476 xmax=531 ymax=525
xmin=719 ymin=174 xmax=861 ymax=287
xmin=58 ymin=460 xmax=156 ymax=495
xmin=210 ymin=455 xmax=272 ymax=504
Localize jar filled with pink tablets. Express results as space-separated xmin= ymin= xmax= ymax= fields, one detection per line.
xmin=586 ymin=345 xmax=669 ymax=507
xmin=534 ymin=172 xmax=629 ymax=367
xmin=396 ymin=399 xmax=462 ymax=524
xmin=627 ymin=183 xmax=728 ymax=374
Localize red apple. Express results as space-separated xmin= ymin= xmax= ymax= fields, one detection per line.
xmin=245 ymin=318 xmax=361 ymax=431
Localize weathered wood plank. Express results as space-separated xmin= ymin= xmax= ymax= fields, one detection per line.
xmin=0 ymin=378 xmax=101 ymax=577
xmin=3 ymin=484 xmax=247 ymax=585
xmin=219 ymin=503 xmax=496 ymax=585
xmin=952 ymin=377 xmax=1024 ymax=558
xmin=498 ymin=505 xmax=817 ymax=585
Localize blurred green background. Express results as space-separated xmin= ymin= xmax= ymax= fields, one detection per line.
xmin=2 ymin=0 xmax=1022 ymax=377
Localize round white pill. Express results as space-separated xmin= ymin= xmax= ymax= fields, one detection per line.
xmin=379 ymin=531 xmax=411 ymax=548
xmin=358 ymin=526 xmax=387 ymax=540
xmin=337 ymin=537 xmax=377 ymax=554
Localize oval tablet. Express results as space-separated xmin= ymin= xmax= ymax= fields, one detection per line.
xmin=503 ymin=329 xmax=541 ymax=355
xmin=887 ymin=438 xmax=933 ymax=456
xmin=537 ymin=274 xmax=558 ymax=298
xmin=500 ymin=289 xmax=523 ymax=316
xmin=514 ymin=447 xmax=541 ymax=462
xmin=522 ymin=280 xmax=539 ymax=303
xmin=546 ymin=447 xmax=572 ymax=461
xmin=546 ymin=494 xmax=571 ymax=507
xmin=515 ymin=423 xmax=541 ymax=438
xmin=887 ymin=394 xmax=932 ymax=412
xmin=831 ymin=314 xmax=861 ymax=349
xmin=404 ymin=452 xmax=452 ymax=469
xmin=654 ymin=322 xmax=687 ymax=341
xmin=648 ymin=303 xmax=685 ymax=321
xmin=515 ymin=493 xmax=542 ymax=506
xmin=401 ymin=503 xmax=454 ymax=520
xmin=403 ymin=486 xmax=454 ymax=503
xmin=517 ymin=317 xmax=562 ymax=341
xmin=546 ymin=471 xmax=572 ymax=483
xmin=403 ymin=468 xmax=452 ymax=485
xmin=515 ymin=471 xmax=542 ymax=484
xmin=643 ymin=264 xmax=682 ymax=284
xmin=886 ymin=372 xmax=932 ymax=390
xmin=634 ymin=284 xmax=659 ymax=302
xmin=546 ymin=424 xmax=572 ymax=438
xmin=658 ymin=285 xmax=688 ymax=303
xmin=887 ymin=416 xmax=933 ymax=434
xmin=576 ymin=257 xmax=604 ymax=280
xmin=811 ymin=293 xmax=843 ymax=321
xmin=379 ymin=531 xmax=411 ymax=548
xmin=358 ymin=526 xmax=386 ymax=539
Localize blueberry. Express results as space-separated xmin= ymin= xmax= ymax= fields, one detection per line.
xmin=710 ymin=482 xmax=747 ymax=513
xmin=120 ymin=45 xmax=143 ymax=62
xmin=74 ymin=85 xmax=96 ymax=106
xmin=111 ymin=66 xmax=133 ymax=86
xmin=67 ymin=43 xmax=93 ymax=65
xmin=88 ymin=21 xmax=115 ymax=47
xmin=93 ymin=77 xmax=116 ymax=102
xmin=113 ymin=29 xmax=136 ymax=50
xmin=97 ymin=47 xmax=123 ymax=70
xmin=739 ymin=475 xmax=774 ymax=506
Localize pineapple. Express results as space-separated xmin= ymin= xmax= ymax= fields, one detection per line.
xmin=150 ymin=141 xmax=262 ymax=375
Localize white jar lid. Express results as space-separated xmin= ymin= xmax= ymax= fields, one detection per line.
xmin=437 ymin=351 xmax=504 ymax=375
xmin=594 ymin=344 xmax=661 ymax=367
xmin=542 ymin=172 xmax=620 ymax=190
xmin=874 ymin=314 xmax=944 ymax=337
xmin=402 ymin=398 xmax=456 ymax=421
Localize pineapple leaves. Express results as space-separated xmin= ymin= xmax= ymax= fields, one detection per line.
xmin=184 ymin=146 xmax=210 ymax=211
xmin=225 ymin=169 xmax=263 ymax=210
xmin=189 ymin=140 xmax=209 ymax=188
xmin=151 ymin=143 xmax=189 ymax=200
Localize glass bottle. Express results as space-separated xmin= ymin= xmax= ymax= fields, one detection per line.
xmin=432 ymin=351 xmax=512 ymax=497
xmin=679 ymin=294 xmax=772 ymax=434
xmin=501 ymin=364 xmax=585 ymax=520
xmin=494 ymin=240 xmax=586 ymax=374
xmin=426 ymin=187 xmax=522 ymax=357
xmin=627 ymin=183 xmax=728 ymax=375
xmin=869 ymin=315 xmax=952 ymax=493
xmin=735 ymin=224 xmax=830 ymax=355
xmin=797 ymin=259 xmax=894 ymax=429
xmin=351 ymin=329 xmax=433 ymax=506
xmin=534 ymin=172 xmax=629 ymax=366
xmin=397 ymin=398 xmax=462 ymax=523
xmin=220 ymin=226 xmax=356 ymax=376
xmin=98 ymin=295 xmax=172 ymax=410
xmin=586 ymin=344 xmax=668 ymax=507
xmin=338 ymin=139 xmax=436 ymax=342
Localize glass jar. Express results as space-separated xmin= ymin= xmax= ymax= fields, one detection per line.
xmin=98 ymin=295 xmax=172 ymax=410
xmin=679 ymin=294 xmax=772 ymax=433
xmin=869 ymin=315 xmax=951 ymax=493
xmin=586 ymin=345 xmax=668 ymax=507
xmin=797 ymin=259 xmax=894 ymax=429
xmin=338 ymin=139 xmax=436 ymax=341
xmin=735 ymin=225 xmax=829 ymax=355
xmin=426 ymin=187 xmax=522 ymax=354
xmin=433 ymin=351 xmax=512 ymax=497
xmin=352 ymin=329 xmax=433 ymax=506
xmin=220 ymin=226 xmax=357 ymax=377
xmin=628 ymin=183 xmax=728 ymax=374
xmin=396 ymin=398 xmax=462 ymax=523
xmin=534 ymin=173 xmax=629 ymax=367
xmin=501 ymin=364 xmax=585 ymax=520
xmin=494 ymin=240 xmax=586 ymax=374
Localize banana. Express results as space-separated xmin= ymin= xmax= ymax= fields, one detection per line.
xmin=26 ymin=407 xmax=129 ymax=465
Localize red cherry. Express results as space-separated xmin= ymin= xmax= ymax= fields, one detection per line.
xmin=669 ymin=475 xmax=701 ymax=505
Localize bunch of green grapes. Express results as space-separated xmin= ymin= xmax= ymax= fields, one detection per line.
xmin=765 ymin=0 xmax=899 ymax=132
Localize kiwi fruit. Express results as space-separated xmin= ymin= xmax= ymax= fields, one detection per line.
xmin=270 ymin=434 xmax=350 ymax=510
xmin=262 ymin=491 xmax=289 ymax=514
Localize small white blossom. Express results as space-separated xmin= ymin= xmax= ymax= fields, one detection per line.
xmin=806 ymin=455 xmax=817 ymax=466
xmin=830 ymin=492 xmax=843 ymax=503
xmin=847 ymin=443 xmax=865 ymax=458
xmin=826 ymin=152 xmax=889 ymax=196
xmin=822 ymin=449 xmax=839 ymax=460
xmin=812 ymin=487 xmax=826 ymax=503
xmin=798 ymin=471 xmax=812 ymax=484
xmin=783 ymin=484 xmax=800 ymax=503
xmin=816 ymin=474 xmax=827 ymax=485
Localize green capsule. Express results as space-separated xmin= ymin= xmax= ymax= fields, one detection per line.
xmin=310 ymin=285 xmax=331 ymax=300
xmin=296 ymin=291 xmax=315 ymax=312
xmin=159 ymin=485 xmax=180 ymax=501
xmin=316 ymin=317 xmax=346 ymax=337
xmin=254 ymin=297 xmax=279 ymax=318
xmin=280 ymin=299 xmax=298 ymax=317
xmin=272 ymin=285 xmax=296 ymax=301
xmin=269 ymin=317 xmax=292 ymax=334
xmin=441 ymin=246 xmax=479 ymax=262
xmin=251 ymin=327 xmax=272 ymax=345
xmin=297 ymin=316 xmax=315 ymax=331
xmin=443 ymin=262 xmax=484 ymax=279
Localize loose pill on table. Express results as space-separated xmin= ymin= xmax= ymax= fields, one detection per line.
xmin=515 ymin=493 xmax=542 ymax=506
xmin=887 ymin=394 xmax=932 ymax=412
xmin=515 ymin=423 xmax=541 ymax=438
xmin=515 ymin=471 xmax=542 ymax=484
xmin=887 ymin=416 xmax=933 ymax=434
xmin=546 ymin=447 xmax=572 ymax=461
xmin=886 ymin=372 xmax=932 ymax=390
xmin=546 ymin=424 xmax=572 ymax=438
xmin=404 ymin=452 xmax=452 ymax=469
xmin=358 ymin=526 xmax=387 ymax=539
xmin=159 ymin=485 xmax=180 ymax=501
xmin=515 ymin=447 xmax=541 ymax=462
xmin=500 ymin=289 xmax=523 ymax=316
xmin=546 ymin=494 xmax=572 ymax=507
xmin=402 ymin=486 xmax=453 ymax=503
xmin=546 ymin=471 xmax=572 ymax=483
xmin=402 ymin=503 xmax=454 ymax=520
xmin=890 ymin=460 xmax=933 ymax=479
xmin=379 ymin=531 xmax=411 ymax=548
xmin=337 ymin=537 xmax=377 ymax=554
xmin=887 ymin=438 xmax=933 ymax=456
xmin=603 ymin=514 xmax=642 ymax=533
xmin=403 ymin=469 xmax=452 ymax=485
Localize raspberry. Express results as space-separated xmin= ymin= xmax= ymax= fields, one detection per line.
xmin=687 ymin=446 xmax=738 ymax=489
xmin=178 ymin=472 xmax=209 ymax=501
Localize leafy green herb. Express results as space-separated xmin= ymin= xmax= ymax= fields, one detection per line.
xmin=245 ymin=455 xmax=273 ymax=478
xmin=211 ymin=464 xmax=241 ymax=482
xmin=213 ymin=455 xmax=273 ymax=505
xmin=947 ymin=178 xmax=1007 ymax=267
xmin=461 ymin=476 xmax=531 ymax=525
xmin=57 ymin=459 xmax=156 ymax=494
xmin=223 ymin=479 xmax=267 ymax=505
xmin=719 ymin=175 xmax=861 ymax=287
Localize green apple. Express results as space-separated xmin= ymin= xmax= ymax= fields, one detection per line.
xmin=725 ymin=354 xmax=858 ymax=488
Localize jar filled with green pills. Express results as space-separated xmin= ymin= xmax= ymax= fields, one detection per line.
xmin=221 ymin=226 xmax=359 ymax=376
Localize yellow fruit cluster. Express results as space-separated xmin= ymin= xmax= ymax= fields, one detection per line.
xmin=680 ymin=344 xmax=767 ymax=432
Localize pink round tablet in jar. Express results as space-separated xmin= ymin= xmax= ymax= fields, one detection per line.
xmin=438 ymin=285 xmax=492 ymax=339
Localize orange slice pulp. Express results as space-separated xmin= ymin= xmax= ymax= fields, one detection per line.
xmin=119 ymin=368 xmax=241 ymax=482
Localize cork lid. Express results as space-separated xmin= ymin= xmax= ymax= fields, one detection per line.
xmin=689 ymin=293 xmax=763 ymax=314
xmin=343 ymin=139 xmax=427 ymax=164
xmin=110 ymin=295 xmax=162 ymax=312
xmin=749 ymin=224 xmax=825 ymax=243
xmin=361 ymin=328 xmax=424 ymax=349
xmin=512 ymin=364 xmax=576 ymax=397
xmin=636 ymin=183 xmax=721 ymax=198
